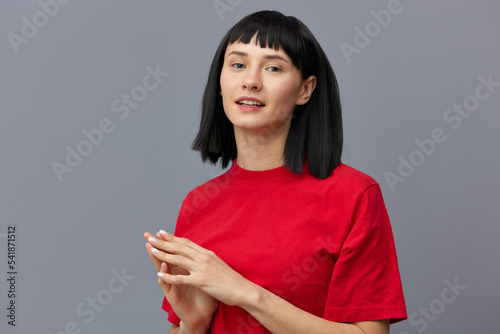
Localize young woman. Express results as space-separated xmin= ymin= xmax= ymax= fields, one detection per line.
xmin=144 ymin=10 xmax=407 ymax=334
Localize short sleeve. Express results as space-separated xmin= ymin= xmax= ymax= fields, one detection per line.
xmin=162 ymin=297 xmax=181 ymax=325
xmin=323 ymin=183 xmax=407 ymax=323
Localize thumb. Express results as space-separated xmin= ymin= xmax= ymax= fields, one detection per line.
xmin=157 ymin=262 xmax=171 ymax=295
xmin=145 ymin=242 xmax=162 ymax=272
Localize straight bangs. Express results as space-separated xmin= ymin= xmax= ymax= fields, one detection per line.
xmin=225 ymin=12 xmax=312 ymax=77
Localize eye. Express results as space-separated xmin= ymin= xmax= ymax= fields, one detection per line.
xmin=231 ymin=62 xmax=245 ymax=69
xmin=266 ymin=66 xmax=282 ymax=73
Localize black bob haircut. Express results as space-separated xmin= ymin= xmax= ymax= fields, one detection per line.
xmin=192 ymin=10 xmax=343 ymax=179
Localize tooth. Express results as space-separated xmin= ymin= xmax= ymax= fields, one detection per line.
xmin=240 ymin=100 xmax=261 ymax=105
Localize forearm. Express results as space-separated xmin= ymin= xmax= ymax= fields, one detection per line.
xmin=150 ymin=232 xmax=388 ymax=333
xmin=239 ymin=283 xmax=384 ymax=334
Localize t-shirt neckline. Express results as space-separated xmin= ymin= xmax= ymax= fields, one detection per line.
xmin=228 ymin=159 xmax=296 ymax=184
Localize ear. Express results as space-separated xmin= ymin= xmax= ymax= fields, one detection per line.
xmin=296 ymin=75 xmax=317 ymax=106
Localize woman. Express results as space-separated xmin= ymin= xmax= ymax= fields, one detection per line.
xmin=144 ymin=10 xmax=407 ymax=334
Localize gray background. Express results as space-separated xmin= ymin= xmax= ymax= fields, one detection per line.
xmin=1 ymin=0 xmax=499 ymax=333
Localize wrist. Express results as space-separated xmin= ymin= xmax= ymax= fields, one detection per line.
xmin=178 ymin=320 xmax=210 ymax=334
xmin=238 ymin=282 xmax=268 ymax=318
xmin=239 ymin=283 xmax=283 ymax=326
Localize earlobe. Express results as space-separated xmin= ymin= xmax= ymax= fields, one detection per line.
xmin=297 ymin=75 xmax=317 ymax=105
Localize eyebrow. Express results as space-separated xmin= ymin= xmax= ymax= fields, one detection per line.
xmin=227 ymin=51 xmax=289 ymax=64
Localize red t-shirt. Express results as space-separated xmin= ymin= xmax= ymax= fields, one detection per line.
xmin=162 ymin=160 xmax=407 ymax=332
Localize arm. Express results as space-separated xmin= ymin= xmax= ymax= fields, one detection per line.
xmin=149 ymin=232 xmax=390 ymax=334
xmin=233 ymin=184 xmax=396 ymax=333
xmin=240 ymin=281 xmax=389 ymax=334
xmin=168 ymin=274 xmax=387 ymax=334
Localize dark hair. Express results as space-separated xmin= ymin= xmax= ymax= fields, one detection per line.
xmin=192 ymin=10 xmax=343 ymax=179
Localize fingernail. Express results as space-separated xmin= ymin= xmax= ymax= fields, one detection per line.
xmin=151 ymin=247 xmax=159 ymax=254
xmin=159 ymin=230 xmax=168 ymax=236
xmin=157 ymin=272 xmax=164 ymax=278
xmin=148 ymin=237 xmax=157 ymax=243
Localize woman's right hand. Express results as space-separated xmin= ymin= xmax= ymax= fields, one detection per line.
xmin=144 ymin=232 xmax=219 ymax=333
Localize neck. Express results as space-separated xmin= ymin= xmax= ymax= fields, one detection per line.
xmin=234 ymin=126 xmax=289 ymax=171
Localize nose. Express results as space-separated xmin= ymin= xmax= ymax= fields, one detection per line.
xmin=242 ymin=68 xmax=262 ymax=91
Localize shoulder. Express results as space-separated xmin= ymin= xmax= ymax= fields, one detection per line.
xmin=332 ymin=163 xmax=378 ymax=183
xmin=182 ymin=168 xmax=233 ymax=203
xmin=323 ymin=163 xmax=379 ymax=193
xmin=272 ymin=162 xmax=383 ymax=208
xmin=175 ymin=169 xmax=235 ymax=232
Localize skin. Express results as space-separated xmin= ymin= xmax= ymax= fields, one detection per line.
xmin=219 ymin=36 xmax=316 ymax=171
xmin=144 ymin=37 xmax=390 ymax=334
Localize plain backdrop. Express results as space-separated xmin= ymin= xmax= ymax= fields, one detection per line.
xmin=1 ymin=1 xmax=499 ymax=333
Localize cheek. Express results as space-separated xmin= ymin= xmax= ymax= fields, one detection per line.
xmin=273 ymin=85 xmax=301 ymax=120
xmin=219 ymin=75 xmax=227 ymax=95
xmin=274 ymin=84 xmax=300 ymax=107
xmin=219 ymin=70 xmax=235 ymax=95
xmin=219 ymin=74 xmax=233 ymax=115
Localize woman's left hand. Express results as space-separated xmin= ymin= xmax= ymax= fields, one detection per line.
xmin=147 ymin=231 xmax=253 ymax=307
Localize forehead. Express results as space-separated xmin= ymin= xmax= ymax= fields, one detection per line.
xmin=224 ymin=39 xmax=290 ymax=60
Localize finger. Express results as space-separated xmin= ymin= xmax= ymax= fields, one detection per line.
xmin=157 ymin=277 xmax=171 ymax=296
xmin=159 ymin=261 xmax=184 ymax=280
xmin=160 ymin=261 xmax=169 ymax=274
xmin=157 ymin=272 xmax=172 ymax=296
xmin=144 ymin=232 xmax=156 ymax=241
xmin=156 ymin=262 xmax=172 ymax=289
xmin=156 ymin=231 xmax=167 ymax=241
xmin=145 ymin=242 xmax=162 ymax=272
xmin=157 ymin=231 xmax=212 ymax=256
xmin=160 ymin=261 xmax=178 ymax=276
xmin=148 ymin=235 xmax=202 ymax=261
xmin=150 ymin=247 xmax=195 ymax=271
xmin=157 ymin=271 xmax=192 ymax=285
xmin=162 ymin=257 xmax=191 ymax=276
xmin=146 ymin=231 xmax=169 ymax=246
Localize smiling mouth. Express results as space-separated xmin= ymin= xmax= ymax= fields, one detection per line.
xmin=236 ymin=100 xmax=265 ymax=107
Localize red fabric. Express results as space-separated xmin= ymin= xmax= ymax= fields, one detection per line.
xmin=162 ymin=160 xmax=407 ymax=332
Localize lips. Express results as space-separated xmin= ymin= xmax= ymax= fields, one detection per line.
xmin=236 ymin=96 xmax=265 ymax=107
